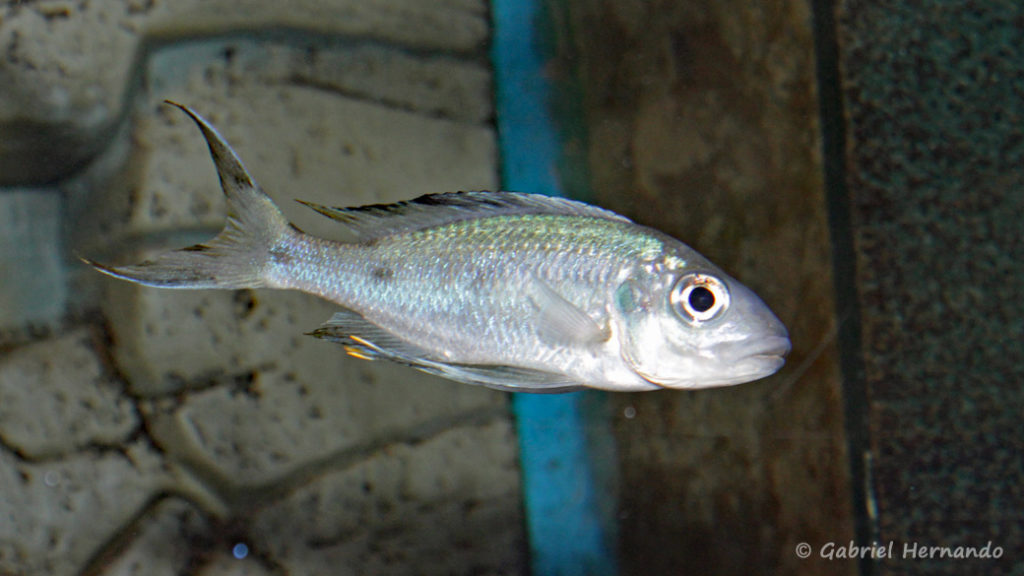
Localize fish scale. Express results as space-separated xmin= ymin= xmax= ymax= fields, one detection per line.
xmin=87 ymin=103 xmax=790 ymax=392
xmin=307 ymin=217 xmax=626 ymax=366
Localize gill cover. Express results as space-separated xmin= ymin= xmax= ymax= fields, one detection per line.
xmin=614 ymin=267 xmax=735 ymax=387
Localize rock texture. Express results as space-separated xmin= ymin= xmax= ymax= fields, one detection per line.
xmin=0 ymin=2 xmax=526 ymax=574
xmin=0 ymin=190 xmax=66 ymax=331
xmin=0 ymin=0 xmax=489 ymax=185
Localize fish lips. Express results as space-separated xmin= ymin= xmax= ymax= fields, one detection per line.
xmin=714 ymin=334 xmax=791 ymax=377
xmin=720 ymin=335 xmax=790 ymax=359
xmin=631 ymin=334 xmax=792 ymax=389
xmin=740 ymin=335 xmax=793 ymax=360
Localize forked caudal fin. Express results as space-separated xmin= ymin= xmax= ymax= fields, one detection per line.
xmin=85 ymin=101 xmax=295 ymax=289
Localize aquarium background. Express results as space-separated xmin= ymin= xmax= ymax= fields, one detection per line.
xmin=0 ymin=0 xmax=1020 ymax=575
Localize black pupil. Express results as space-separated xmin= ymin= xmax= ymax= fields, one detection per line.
xmin=688 ymin=286 xmax=716 ymax=313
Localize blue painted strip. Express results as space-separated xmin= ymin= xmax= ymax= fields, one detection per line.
xmin=511 ymin=393 xmax=617 ymax=576
xmin=491 ymin=2 xmax=617 ymax=575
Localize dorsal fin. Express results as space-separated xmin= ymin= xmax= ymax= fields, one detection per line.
xmin=297 ymin=191 xmax=632 ymax=241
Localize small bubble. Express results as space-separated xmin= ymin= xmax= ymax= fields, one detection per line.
xmin=44 ymin=471 xmax=60 ymax=487
xmin=623 ymin=406 xmax=636 ymax=419
xmin=232 ymin=542 xmax=249 ymax=560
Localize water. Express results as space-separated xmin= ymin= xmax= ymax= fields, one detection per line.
xmin=2 ymin=0 xmax=1021 ymax=575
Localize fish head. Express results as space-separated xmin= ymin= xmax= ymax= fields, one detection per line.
xmin=613 ymin=252 xmax=790 ymax=389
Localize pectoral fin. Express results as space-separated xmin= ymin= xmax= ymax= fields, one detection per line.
xmin=530 ymin=276 xmax=610 ymax=346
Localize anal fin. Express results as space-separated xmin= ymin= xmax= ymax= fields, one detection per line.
xmin=308 ymin=309 xmax=584 ymax=392
xmin=307 ymin=310 xmax=436 ymax=363
xmin=430 ymin=364 xmax=584 ymax=393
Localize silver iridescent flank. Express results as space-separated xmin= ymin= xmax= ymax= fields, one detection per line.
xmin=87 ymin=103 xmax=790 ymax=392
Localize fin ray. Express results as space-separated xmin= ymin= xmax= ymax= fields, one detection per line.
xmin=298 ymin=191 xmax=632 ymax=242
xmin=530 ymin=275 xmax=610 ymax=346
xmin=428 ymin=364 xmax=585 ymax=393
xmin=86 ymin=102 xmax=294 ymax=290
xmin=309 ymin=310 xmax=584 ymax=392
xmin=308 ymin=310 xmax=438 ymax=361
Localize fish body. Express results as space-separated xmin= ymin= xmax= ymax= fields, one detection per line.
xmin=88 ymin=103 xmax=790 ymax=392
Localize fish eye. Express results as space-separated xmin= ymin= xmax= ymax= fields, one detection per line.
xmin=670 ymin=273 xmax=730 ymax=325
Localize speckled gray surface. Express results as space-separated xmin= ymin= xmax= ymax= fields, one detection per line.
xmin=838 ymin=1 xmax=1024 ymax=573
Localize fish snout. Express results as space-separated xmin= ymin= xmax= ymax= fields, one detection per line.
xmin=702 ymin=332 xmax=790 ymax=383
xmin=741 ymin=335 xmax=792 ymax=360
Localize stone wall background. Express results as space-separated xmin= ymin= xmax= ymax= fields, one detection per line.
xmin=9 ymin=1 xmax=1018 ymax=575
xmin=0 ymin=2 xmax=527 ymax=575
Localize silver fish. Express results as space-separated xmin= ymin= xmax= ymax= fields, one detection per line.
xmin=87 ymin=102 xmax=790 ymax=392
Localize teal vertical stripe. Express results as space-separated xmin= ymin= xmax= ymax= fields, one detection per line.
xmin=491 ymin=2 xmax=617 ymax=575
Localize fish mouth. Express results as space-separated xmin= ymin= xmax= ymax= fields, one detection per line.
xmin=713 ymin=335 xmax=791 ymax=364
xmin=745 ymin=336 xmax=792 ymax=360
xmin=723 ymin=335 xmax=791 ymax=383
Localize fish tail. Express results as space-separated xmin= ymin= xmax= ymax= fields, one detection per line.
xmin=85 ymin=102 xmax=295 ymax=290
